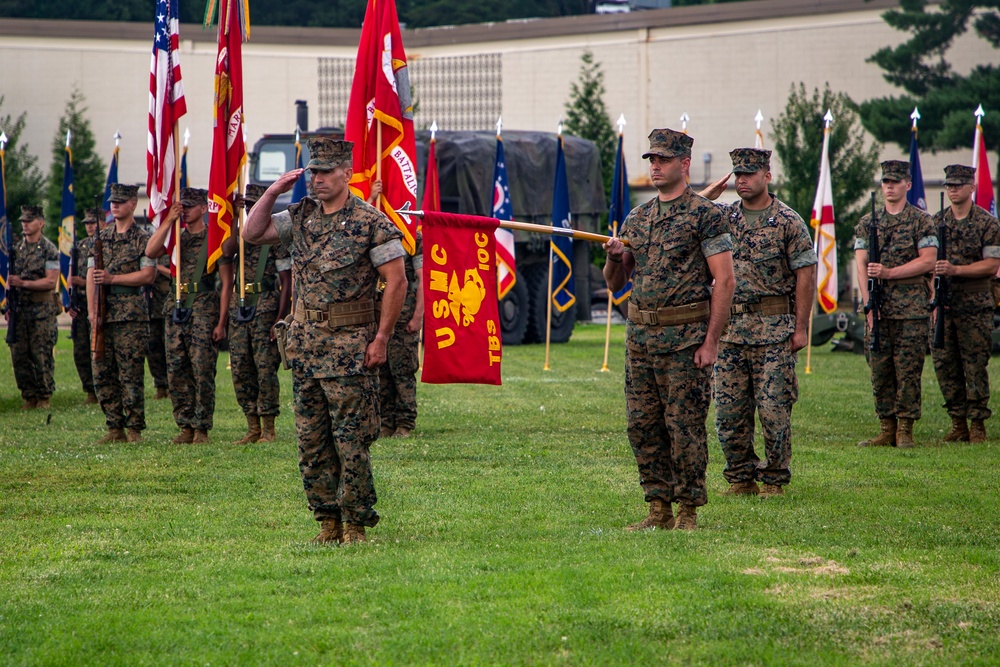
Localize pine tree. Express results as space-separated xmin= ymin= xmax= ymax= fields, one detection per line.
xmin=563 ymin=50 xmax=617 ymax=201
xmin=43 ymin=89 xmax=106 ymax=244
xmin=772 ymin=83 xmax=881 ymax=263
xmin=0 ymin=96 xmax=45 ymax=235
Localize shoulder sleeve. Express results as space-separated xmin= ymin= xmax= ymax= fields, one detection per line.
xmin=981 ymin=211 xmax=1000 ymax=259
xmin=783 ymin=209 xmax=818 ymax=269
xmin=698 ymin=200 xmax=732 ymax=257
xmin=273 ymin=210 xmax=293 ymax=246
xmin=916 ymin=211 xmax=938 ymax=249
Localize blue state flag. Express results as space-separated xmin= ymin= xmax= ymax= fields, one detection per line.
xmin=291 ymin=136 xmax=308 ymax=204
xmin=907 ymin=129 xmax=927 ymax=211
xmin=59 ymin=144 xmax=75 ymax=309
xmin=0 ymin=146 xmax=10 ymax=311
xmin=609 ymin=133 xmax=632 ymax=305
xmin=550 ymin=135 xmax=575 ymax=312
xmin=103 ymin=144 xmax=119 ymax=223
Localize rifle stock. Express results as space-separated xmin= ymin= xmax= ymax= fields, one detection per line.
xmin=930 ymin=192 xmax=948 ymax=349
xmin=864 ymin=192 xmax=883 ymax=353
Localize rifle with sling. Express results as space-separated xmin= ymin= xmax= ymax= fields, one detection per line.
xmin=4 ymin=230 xmax=19 ymax=345
xmin=929 ymin=192 xmax=949 ymax=349
xmin=91 ymin=195 xmax=107 ymax=360
xmin=864 ymin=192 xmax=884 ymax=353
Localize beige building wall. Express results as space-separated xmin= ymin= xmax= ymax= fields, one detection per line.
xmin=0 ymin=0 xmax=996 ymax=201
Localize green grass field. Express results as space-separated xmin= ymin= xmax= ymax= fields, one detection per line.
xmin=1 ymin=325 xmax=998 ymax=666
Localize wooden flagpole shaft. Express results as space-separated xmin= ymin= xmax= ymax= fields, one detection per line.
xmin=544 ymin=245 xmax=554 ymax=371
xmin=238 ymin=163 xmax=247 ymax=304
xmin=173 ymin=123 xmax=182 ymax=303
xmin=600 ymin=220 xmax=620 ymax=373
xmin=399 ymin=211 xmax=631 ymax=247
xmin=805 ymin=214 xmax=823 ymax=374
xmin=375 ymin=121 xmax=382 ymax=211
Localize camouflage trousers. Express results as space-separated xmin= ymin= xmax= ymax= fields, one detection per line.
xmin=229 ymin=310 xmax=282 ymax=417
xmin=9 ymin=313 xmax=58 ymax=400
xmin=866 ymin=318 xmax=928 ymax=420
xmin=147 ymin=317 xmax=168 ymax=390
xmin=931 ymin=309 xmax=993 ymax=421
xmin=625 ymin=341 xmax=711 ymax=507
xmin=165 ymin=313 xmax=219 ymax=431
xmin=293 ymin=372 xmax=380 ymax=527
xmin=714 ymin=340 xmax=798 ymax=486
xmin=71 ymin=314 xmax=94 ymax=393
xmin=93 ymin=320 xmax=149 ymax=430
xmin=378 ymin=326 xmax=419 ymax=430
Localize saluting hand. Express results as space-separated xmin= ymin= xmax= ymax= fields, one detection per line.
xmin=271 ymin=169 xmax=305 ymax=196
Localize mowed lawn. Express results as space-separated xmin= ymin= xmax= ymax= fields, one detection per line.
xmin=1 ymin=324 xmax=998 ymax=666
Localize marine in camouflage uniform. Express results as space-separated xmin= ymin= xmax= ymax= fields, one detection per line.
xmin=855 ymin=160 xmax=938 ymax=448
xmin=711 ymin=149 xmax=817 ymax=497
xmin=222 ymin=183 xmax=291 ymax=444
xmin=146 ymin=188 xmax=232 ymax=444
xmin=69 ymin=209 xmax=99 ymax=402
xmin=5 ymin=205 xmax=60 ymax=409
xmin=244 ymin=137 xmax=407 ymax=545
xmin=377 ymin=231 xmax=423 ymax=438
xmin=88 ymin=184 xmax=156 ymax=443
xmin=603 ymin=129 xmax=735 ymax=531
xmin=930 ymin=164 xmax=1000 ymax=443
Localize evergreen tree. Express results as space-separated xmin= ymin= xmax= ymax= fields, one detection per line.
xmin=43 ymin=90 xmax=106 ymax=244
xmin=860 ymin=0 xmax=1000 ymax=190
xmin=0 ymin=96 xmax=45 ymax=236
xmin=772 ymin=83 xmax=881 ymax=263
xmin=563 ymin=50 xmax=616 ymax=201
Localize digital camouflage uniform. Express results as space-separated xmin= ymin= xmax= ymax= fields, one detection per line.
xmin=855 ymin=199 xmax=937 ymax=422
xmin=164 ymin=227 xmax=221 ymax=432
xmin=7 ymin=214 xmax=60 ymax=403
xmin=90 ymin=221 xmax=155 ymax=431
xmin=378 ymin=232 xmax=422 ymax=433
xmin=71 ymin=231 xmax=96 ymax=393
xmin=225 ymin=237 xmax=290 ymax=419
xmin=273 ymin=193 xmax=404 ymax=528
xmin=620 ymin=188 xmax=732 ymax=508
xmin=713 ymin=186 xmax=816 ymax=487
xmin=931 ymin=200 xmax=1000 ymax=423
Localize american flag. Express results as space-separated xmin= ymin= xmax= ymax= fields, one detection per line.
xmin=147 ymin=0 xmax=187 ymax=266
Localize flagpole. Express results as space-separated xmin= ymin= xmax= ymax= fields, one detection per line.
xmin=601 ymin=115 xmax=627 ymax=373
xmin=238 ymin=134 xmax=248 ymax=311
xmin=805 ymin=111 xmax=833 ymax=375
xmin=173 ymin=122 xmax=182 ymax=304
xmin=375 ymin=121 xmax=383 ymax=211
xmin=544 ymin=243 xmax=554 ymax=372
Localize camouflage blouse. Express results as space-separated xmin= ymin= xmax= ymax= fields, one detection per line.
xmin=933 ymin=204 xmax=1000 ymax=314
xmin=90 ymin=222 xmax=154 ymax=323
xmin=855 ymin=202 xmax=937 ymax=319
xmin=272 ymin=194 xmax=405 ymax=378
xmin=620 ymin=188 xmax=732 ymax=353
xmin=223 ymin=238 xmax=292 ymax=316
xmin=716 ymin=195 xmax=817 ymax=345
xmin=162 ymin=228 xmax=219 ymax=318
xmin=13 ymin=235 xmax=60 ymax=320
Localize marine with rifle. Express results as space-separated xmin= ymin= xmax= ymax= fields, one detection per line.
xmin=5 ymin=205 xmax=60 ymax=410
xmin=929 ymin=164 xmax=1000 ymax=443
xmin=88 ymin=184 xmax=156 ymax=443
xmin=854 ymin=160 xmax=936 ymax=449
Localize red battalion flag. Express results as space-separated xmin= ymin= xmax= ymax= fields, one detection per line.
xmin=811 ymin=110 xmax=838 ymax=314
xmin=147 ymin=0 xmax=187 ymax=271
xmin=972 ymin=106 xmax=996 ymax=217
xmin=206 ymin=0 xmax=248 ymax=272
xmin=421 ymin=211 xmax=502 ymax=385
xmin=345 ymin=0 xmax=418 ymax=254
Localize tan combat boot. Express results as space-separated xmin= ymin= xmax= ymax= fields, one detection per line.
xmin=342 ymin=523 xmax=367 ymax=544
xmin=235 ymin=415 xmax=261 ymax=445
xmin=760 ymin=483 xmax=784 ymax=497
xmin=674 ymin=504 xmax=698 ymax=530
xmin=85 ymin=392 xmax=98 ymax=405
xmin=98 ymin=428 xmax=127 ymax=444
xmin=312 ymin=518 xmax=343 ymax=544
xmin=943 ymin=416 xmax=970 ymax=442
xmin=172 ymin=427 xmax=195 ymax=444
xmin=858 ymin=418 xmax=897 ymax=447
xmin=259 ymin=416 xmax=277 ymax=443
xmin=379 ymin=425 xmax=394 ymax=439
xmin=626 ymin=498 xmax=674 ymax=531
xmin=154 ymin=387 xmax=169 ymax=400
xmin=723 ymin=481 xmax=760 ymax=496
xmin=36 ymin=398 xmax=51 ymax=410
xmin=969 ymin=419 xmax=987 ymax=444
xmin=193 ymin=430 xmax=210 ymax=444
xmin=896 ymin=418 xmax=915 ymax=449
xmin=393 ymin=427 xmax=412 ymax=438
xmin=21 ymin=397 xmax=37 ymax=410
xmin=126 ymin=429 xmax=142 ymax=443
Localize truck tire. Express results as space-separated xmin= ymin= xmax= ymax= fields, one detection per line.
xmin=524 ymin=262 xmax=575 ymax=344
xmin=499 ymin=270 xmax=529 ymax=346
